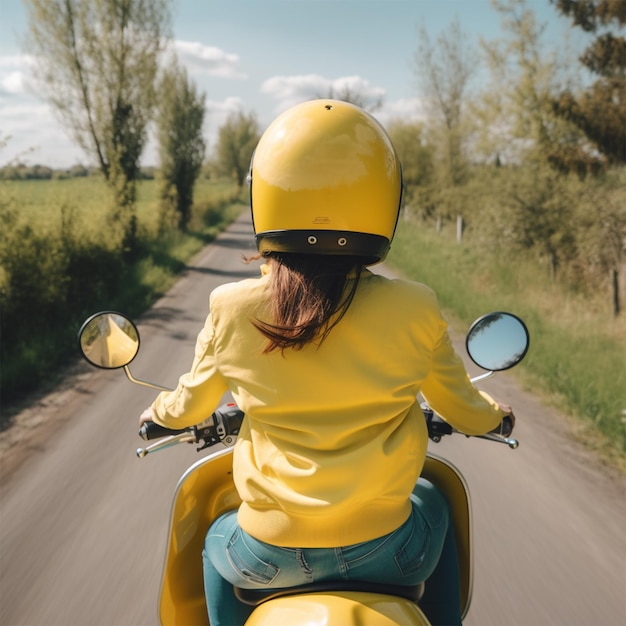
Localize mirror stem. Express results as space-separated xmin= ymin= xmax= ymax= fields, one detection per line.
xmin=470 ymin=371 xmax=494 ymax=384
xmin=123 ymin=366 xmax=173 ymax=392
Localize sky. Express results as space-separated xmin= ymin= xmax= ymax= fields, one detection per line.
xmin=0 ymin=0 xmax=581 ymax=169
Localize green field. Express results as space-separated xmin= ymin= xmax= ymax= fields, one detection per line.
xmin=2 ymin=177 xmax=625 ymax=469
xmin=3 ymin=176 xmax=233 ymax=234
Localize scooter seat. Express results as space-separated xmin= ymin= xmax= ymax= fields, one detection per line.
xmin=234 ymin=580 xmax=425 ymax=606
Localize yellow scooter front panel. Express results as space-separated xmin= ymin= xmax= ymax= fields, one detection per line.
xmin=160 ymin=448 xmax=239 ymax=626
xmin=159 ymin=449 xmax=471 ymax=625
xmin=422 ymin=454 xmax=473 ymax=619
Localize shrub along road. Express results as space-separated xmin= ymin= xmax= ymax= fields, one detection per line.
xmin=1 ymin=213 xmax=624 ymax=625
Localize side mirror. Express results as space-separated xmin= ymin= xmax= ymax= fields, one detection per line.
xmin=466 ymin=312 xmax=529 ymax=372
xmin=78 ymin=311 xmax=140 ymax=369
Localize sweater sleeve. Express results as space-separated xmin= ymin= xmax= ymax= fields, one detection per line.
xmin=151 ymin=313 xmax=229 ymax=429
xmin=421 ymin=325 xmax=503 ymax=436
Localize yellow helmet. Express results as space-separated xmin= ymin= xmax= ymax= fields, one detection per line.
xmin=249 ymin=99 xmax=403 ymax=264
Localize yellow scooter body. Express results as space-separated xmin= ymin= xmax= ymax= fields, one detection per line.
xmin=158 ymin=448 xmax=471 ymax=626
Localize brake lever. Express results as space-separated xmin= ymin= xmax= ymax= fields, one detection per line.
xmin=473 ymin=432 xmax=519 ymax=449
xmin=136 ymin=432 xmax=197 ymax=458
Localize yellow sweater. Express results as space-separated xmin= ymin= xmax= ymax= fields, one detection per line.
xmin=152 ymin=267 xmax=503 ymax=547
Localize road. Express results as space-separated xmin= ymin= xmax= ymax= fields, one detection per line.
xmin=1 ymin=212 xmax=625 ymax=626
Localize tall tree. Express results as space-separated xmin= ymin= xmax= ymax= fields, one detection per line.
xmin=156 ymin=57 xmax=206 ymax=230
xmin=477 ymin=0 xmax=569 ymax=165
xmin=213 ymin=111 xmax=260 ymax=188
xmin=550 ymin=0 xmax=626 ymax=166
xmin=413 ymin=18 xmax=477 ymax=188
xmin=24 ymin=0 xmax=171 ymax=248
xmin=474 ymin=1 xmax=580 ymax=279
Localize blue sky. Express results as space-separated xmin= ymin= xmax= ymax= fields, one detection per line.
xmin=0 ymin=0 xmax=580 ymax=168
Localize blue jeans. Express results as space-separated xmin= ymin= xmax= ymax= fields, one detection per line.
xmin=203 ymin=479 xmax=461 ymax=625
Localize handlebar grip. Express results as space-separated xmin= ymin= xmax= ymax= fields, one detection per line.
xmin=490 ymin=415 xmax=514 ymax=437
xmin=139 ymin=421 xmax=189 ymax=441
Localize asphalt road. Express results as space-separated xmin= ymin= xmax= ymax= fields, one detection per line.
xmin=1 ymin=212 xmax=624 ymax=626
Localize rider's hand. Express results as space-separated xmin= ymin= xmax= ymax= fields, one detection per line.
xmin=139 ymin=406 xmax=154 ymax=426
xmin=497 ymin=403 xmax=515 ymax=437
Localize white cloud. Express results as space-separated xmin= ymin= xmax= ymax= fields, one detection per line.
xmin=172 ymin=40 xmax=247 ymax=79
xmin=261 ymin=73 xmax=329 ymax=106
xmin=1 ymin=71 xmax=25 ymax=94
xmin=258 ymin=75 xmax=427 ymax=134
xmin=206 ymin=96 xmax=245 ymax=114
xmin=0 ymin=54 xmax=34 ymax=69
xmin=0 ymin=101 xmax=86 ymax=167
xmin=0 ymin=53 xmax=35 ymax=96
xmin=0 ymin=41 xmax=250 ymax=167
xmin=0 ymin=53 xmax=79 ymax=166
xmin=261 ymin=73 xmax=386 ymax=113
xmin=377 ymin=97 xmax=426 ymax=127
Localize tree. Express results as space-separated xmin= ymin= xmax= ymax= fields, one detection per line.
xmin=477 ymin=0 xmax=584 ymax=278
xmin=412 ymin=18 xmax=478 ymax=187
xmin=476 ymin=2 xmax=605 ymax=170
xmin=497 ymin=166 xmax=578 ymax=281
xmin=386 ymin=120 xmax=436 ymax=220
xmin=549 ymin=1 xmax=626 ymax=315
xmin=476 ymin=0 xmax=573 ymax=166
xmin=24 ymin=0 xmax=171 ymax=248
xmin=386 ymin=120 xmax=434 ymax=189
xmin=156 ymin=57 xmax=206 ymax=230
xmin=550 ymin=0 xmax=626 ymax=166
xmin=212 ymin=111 xmax=260 ymax=188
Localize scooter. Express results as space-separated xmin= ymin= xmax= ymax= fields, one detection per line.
xmin=78 ymin=310 xmax=529 ymax=625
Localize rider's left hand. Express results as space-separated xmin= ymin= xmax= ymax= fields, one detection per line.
xmin=497 ymin=403 xmax=515 ymax=437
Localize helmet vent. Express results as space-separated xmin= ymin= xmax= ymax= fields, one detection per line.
xmin=307 ymin=236 xmax=318 ymax=245
xmin=338 ymin=238 xmax=347 ymax=246
xmin=325 ymin=104 xmax=333 ymax=110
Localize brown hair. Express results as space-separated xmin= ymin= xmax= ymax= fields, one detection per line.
xmin=254 ymin=253 xmax=365 ymax=354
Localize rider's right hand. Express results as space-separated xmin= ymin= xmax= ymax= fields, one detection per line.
xmin=139 ymin=406 xmax=154 ymax=427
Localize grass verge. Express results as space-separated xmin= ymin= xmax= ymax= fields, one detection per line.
xmin=387 ymin=215 xmax=626 ymax=471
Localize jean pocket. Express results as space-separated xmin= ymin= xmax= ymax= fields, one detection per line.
xmin=340 ymin=513 xmax=429 ymax=582
xmin=226 ymin=528 xmax=280 ymax=586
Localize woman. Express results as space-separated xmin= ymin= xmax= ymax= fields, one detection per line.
xmin=142 ymin=100 xmax=513 ymax=626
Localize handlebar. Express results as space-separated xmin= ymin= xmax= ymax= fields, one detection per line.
xmin=137 ymin=402 xmax=517 ymax=458
xmin=136 ymin=402 xmax=243 ymax=458
xmin=423 ymin=405 xmax=518 ymax=449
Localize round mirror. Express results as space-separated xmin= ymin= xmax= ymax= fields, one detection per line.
xmin=466 ymin=312 xmax=529 ymax=372
xmin=78 ymin=311 xmax=140 ymax=369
